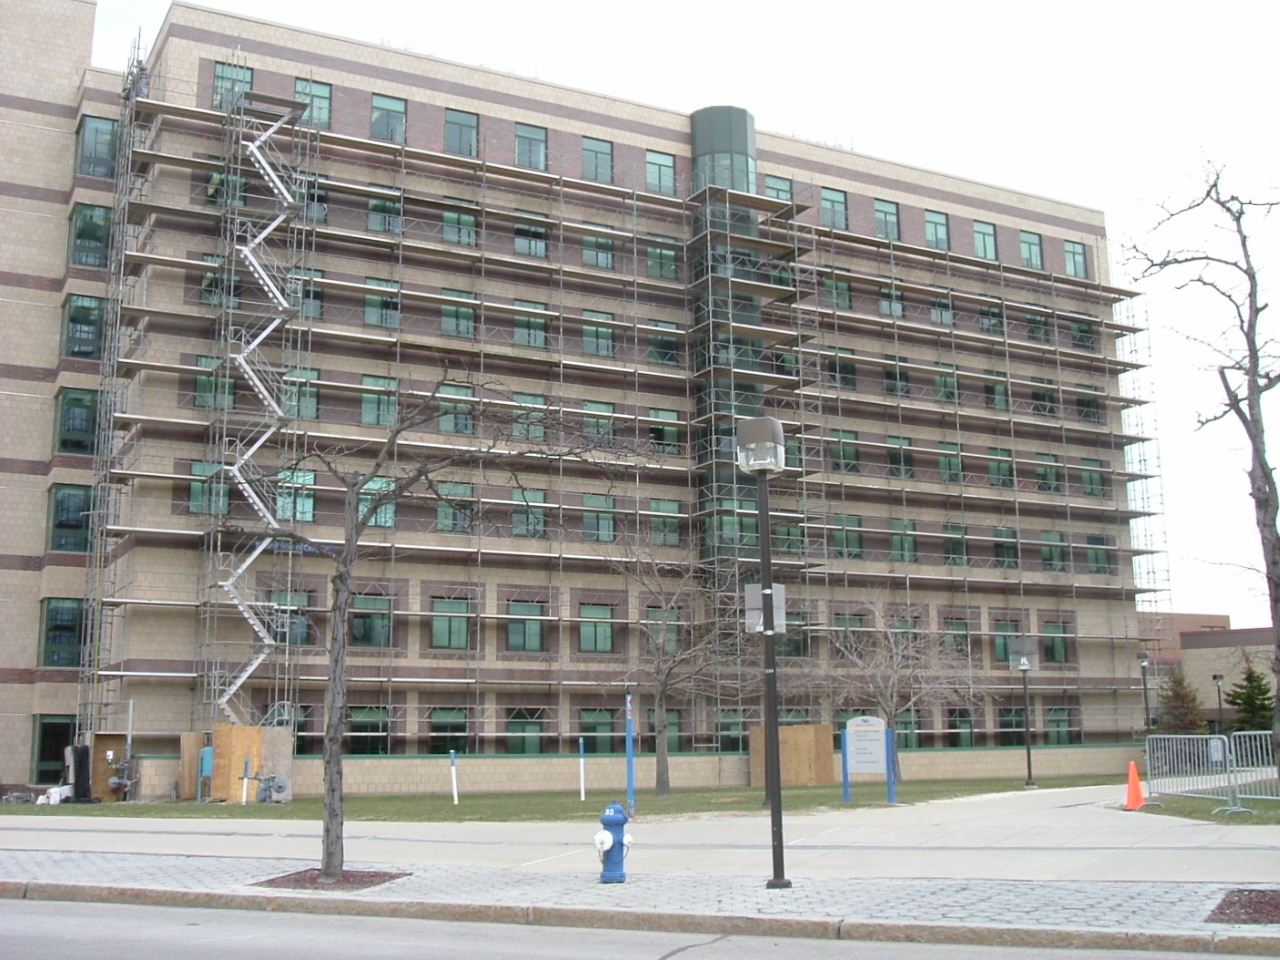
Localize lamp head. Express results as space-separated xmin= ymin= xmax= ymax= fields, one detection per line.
xmin=1017 ymin=656 xmax=1031 ymax=672
xmin=1137 ymin=651 xmax=1150 ymax=668
xmin=735 ymin=416 xmax=786 ymax=477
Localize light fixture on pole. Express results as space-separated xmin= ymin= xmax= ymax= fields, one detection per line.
xmin=1017 ymin=656 xmax=1036 ymax=789
xmin=735 ymin=415 xmax=791 ymax=891
xmin=1212 ymin=674 xmax=1225 ymax=734
xmin=1137 ymin=650 xmax=1151 ymax=736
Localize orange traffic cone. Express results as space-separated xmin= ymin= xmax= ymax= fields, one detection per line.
xmin=1124 ymin=760 xmax=1146 ymax=811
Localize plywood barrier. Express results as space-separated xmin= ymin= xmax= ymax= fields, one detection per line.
xmin=178 ymin=732 xmax=204 ymax=800
xmin=748 ymin=724 xmax=836 ymax=788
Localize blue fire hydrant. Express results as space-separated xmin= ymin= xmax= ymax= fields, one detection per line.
xmin=594 ymin=802 xmax=631 ymax=883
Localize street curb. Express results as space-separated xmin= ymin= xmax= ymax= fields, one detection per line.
xmin=6 ymin=882 xmax=1280 ymax=956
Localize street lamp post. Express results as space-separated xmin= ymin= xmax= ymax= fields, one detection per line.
xmin=1212 ymin=674 xmax=1225 ymax=734
xmin=1017 ymin=656 xmax=1036 ymax=788
xmin=736 ymin=416 xmax=791 ymax=891
xmin=1137 ymin=651 xmax=1151 ymax=736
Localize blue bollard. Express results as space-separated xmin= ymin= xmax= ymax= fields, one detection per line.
xmin=595 ymin=802 xmax=630 ymax=883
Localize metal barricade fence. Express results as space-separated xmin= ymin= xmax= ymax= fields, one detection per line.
xmin=1232 ymin=731 xmax=1279 ymax=803
xmin=1146 ymin=734 xmax=1245 ymax=813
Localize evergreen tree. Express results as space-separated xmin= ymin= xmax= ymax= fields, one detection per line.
xmin=1224 ymin=665 xmax=1277 ymax=732
xmin=1157 ymin=668 xmax=1209 ymax=734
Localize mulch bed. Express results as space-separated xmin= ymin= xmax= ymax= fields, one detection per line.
xmin=1208 ymin=889 xmax=1280 ymax=924
xmin=255 ymin=869 xmax=409 ymax=892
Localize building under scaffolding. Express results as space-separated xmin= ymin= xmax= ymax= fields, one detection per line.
xmin=3 ymin=1 xmax=1165 ymax=788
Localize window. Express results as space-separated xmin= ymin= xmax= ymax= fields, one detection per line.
xmin=276 ymin=469 xmax=315 ymax=523
xmin=363 ymin=277 xmax=400 ymax=327
xmin=833 ymin=515 xmax=862 ymax=559
xmin=368 ymin=187 xmax=403 ymax=234
xmin=371 ymin=94 xmax=406 ymax=143
xmin=69 ymin=204 xmax=110 ymax=268
xmin=985 ymin=375 xmax=1010 ymax=410
xmin=979 ymin=305 xmax=1004 ymax=335
xmin=582 ymin=320 xmax=615 ymax=357
xmin=934 ymin=365 xmax=958 ymax=402
xmin=583 ymin=400 xmax=614 ymax=446
xmin=581 ymin=708 xmax=616 ymax=753
xmin=1026 ymin=315 xmax=1050 ymax=343
xmin=42 ymin=598 xmax=85 ymax=667
xmin=443 ymin=200 xmax=477 ymax=247
xmin=77 ymin=116 xmax=117 ymax=177
xmin=436 ymin=482 xmax=473 ymax=533
xmin=930 ymin=297 xmax=954 ymax=327
xmin=1064 ymin=240 xmax=1087 ymax=279
xmin=944 ymin=619 xmax=972 ymax=656
xmin=200 ymin=254 xmax=240 ymax=309
xmin=294 ymin=176 xmax=327 ymax=223
xmin=271 ymin=590 xmax=311 ymax=645
xmin=883 ymin=360 xmax=910 ymax=397
xmin=925 ymin=210 xmax=949 ymax=250
xmin=347 ymin=706 xmax=390 ymax=754
xmin=646 ymin=150 xmax=675 ymax=195
xmin=189 ymin=462 xmax=229 ymax=517
xmin=513 ymin=393 xmax=546 ymax=442
xmin=428 ymin=707 xmax=467 ymax=754
xmin=1086 ymin=535 xmax=1113 ymax=574
xmin=1071 ymin=321 xmax=1096 ymax=351
xmin=1077 ymin=387 xmax=1102 ymax=423
xmin=1020 ymin=231 xmax=1043 ymax=270
xmin=361 ymin=375 xmax=397 ymax=426
xmin=649 ymin=408 xmax=680 ymax=454
xmin=1048 ymin=707 xmax=1074 ymax=745
xmin=444 ymin=109 xmax=478 ymax=157
xmin=438 ymin=383 xmax=475 ymax=435
xmin=829 ymin=353 xmax=857 ymax=389
xmin=765 ymin=175 xmax=792 ymax=201
xmin=947 ymin=708 xmax=975 ymax=748
xmin=938 ymin=441 xmax=962 ymax=483
xmin=704 ymin=515 xmax=757 ymax=550
xmin=582 ymin=494 xmax=616 ymax=542
xmin=974 ymin=221 xmax=998 ymax=259
xmin=821 ymin=188 xmax=847 ymax=230
xmin=441 ymin=289 xmax=477 ymax=339
xmin=295 ymin=78 xmax=331 ymax=129
xmin=506 ymin=709 xmax=543 ymax=755
xmin=649 ymin=499 xmax=681 ymax=546
xmin=212 ymin=62 xmax=252 ymax=110
xmin=514 ymin=300 xmax=547 ymax=348
xmin=1035 ymin=453 xmax=1061 ymax=492
xmin=507 ymin=601 xmax=545 ymax=651
xmin=874 ymin=200 xmax=900 ymax=241
xmin=1043 ymin=621 xmax=1070 ymax=664
xmin=49 ymin=484 xmax=91 ymax=551
xmin=998 ymin=707 xmax=1026 ymax=747
xmin=1031 ymin=379 xmax=1058 ymax=416
xmin=515 ymin=123 xmax=547 ymax=170
xmin=63 ymin=294 xmax=104 ymax=359
xmin=891 ymin=519 xmax=917 ymax=563
xmin=994 ymin=528 xmax=1019 ymax=569
xmin=282 ymin=367 xmax=319 ymax=420
xmin=993 ymin=619 xmax=1020 ymax=663
xmin=359 ymin=477 xmax=395 ymax=528
xmin=580 ymin=604 xmax=615 ymax=653
xmin=648 ymin=321 xmax=680 ymax=365
xmin=824 ymin=278 xmax=852 ymax=310
xmin=830 ymin=429 xmax=859 ymax=472
xmin=887 ymin=436 xmax=914 ymax=478
xmin=1041 ymin=531 xmax=1066 ymax=572
xmin=718 ymin=709 xmax=746 ymax=753
xmin=879 ymin=287 xmax=905 ymax=318
xmin=33 ymin=715 xmax=75 ymax=785
xmin=582 ymin=233 xmax=614 ymax=270
xmin=514 ymin=214 xmax=548 ymax=258
xmin=55 ymin=388 xmax=97 ymax=455
xmin=291 ymin=269 xmax=324 ymax=319
xmin=195 ymin=355 xmax=234 ymax=410
xmin=431 ymin=598 xmax=471 ymax=649
xmin=777 ymin=613 xmax=809 ymax=657
xmin=988 ymin=448 xmax=1014 ymax=487
xmin=582 ymin=137 xmax=613 ymax=183
xmin=1080 ymin=459 xmax=1105 ymax=497
xmin=646 ymin=237 xmax=678 ymax=280
xmin=512 ymin=489 xmax=546 ymax=539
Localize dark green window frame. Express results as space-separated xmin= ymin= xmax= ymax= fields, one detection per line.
xmin=56 ymin=388 xmax=97 ymax=455
xmin=271 ymin=590 xmax=312 ymax=645
xmin=646 ymin=150 xmax=675 ymax=195
xmin=76 ymin=116 xmax=118 ymax=178
xmin=515 ymin=123 xmax=548 ymax=170
xmin=579 ymin=604 xmax=615 ymax=653
xmin=925 ymin=210 xmax=949 ymax=250
xmin=431 ymin=598 xmax=471 ymax=649
xmin=41 ymin=598 xmax=85 ymax=667
xmin=212 ymin=62 xmax=252 ymax=111
xmin=445 ymin=109 xmax=478 ymax=157
xmin=364 ymin=277 xmax=400 ymax=328
xmin=507 ymin=601 xmax=545 ymax=651
xmin=361 ymin=375 xmax=397 ymax=427
xmin=189 ymin=462 xmax=229 ymax=517
xmin=974 ymin=221 xmax=998 ymax=259
xmin=371 ymin=93 xmax=406 ymax=143
xmin=582 ymin=136 xmax=613 ymax=183
xmin=69 ymin=204 xmax=110 ymax=268
xmin=351 ymin=595 xmax=393 ymax=647
xmin=1020 ymin=230 xmax=1043 ymax=270
xmin=295 ymin=78 xmax=331 ymax=129
xmin=874 ymin=199 xmax=900 ymax=241
xmin=821 ymin=187 xmax=847 ymax=230
xmin=63 ymin=294 xmax=104 ymax=359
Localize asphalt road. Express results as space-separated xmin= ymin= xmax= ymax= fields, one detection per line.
xmin=0 ymin=901 xmax=1263 ymax=960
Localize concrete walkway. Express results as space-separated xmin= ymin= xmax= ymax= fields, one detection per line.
xmin=2 ymin=786 xmax=1278 ymax=954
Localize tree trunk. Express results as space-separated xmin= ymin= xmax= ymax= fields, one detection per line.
xmin=320 ymin=550 xmax=354 ymax=881
xmin=653 ymin=684 xmax=670 ymax=797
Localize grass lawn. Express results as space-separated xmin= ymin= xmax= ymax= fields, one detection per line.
xmin=1137 ymin=794 xmax=1280 ymax=825
xmin=1 ymin=775 xmax=1121 ymax=822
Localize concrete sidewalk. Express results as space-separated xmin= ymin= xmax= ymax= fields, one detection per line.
xmin=1 ymin=786 xmax=1278 ymax=954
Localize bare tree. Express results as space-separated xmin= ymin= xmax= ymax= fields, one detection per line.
xmin=262 ymin=380 xmax=600 ymax=880
xmin=1130 ymin=169 xmax=1280 ymax=767
xmin=826 ymin=603 xmax=986 ymax=758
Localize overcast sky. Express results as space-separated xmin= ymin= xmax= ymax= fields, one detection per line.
xmin=88 ymin=0 xmax=1280 ymax=627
